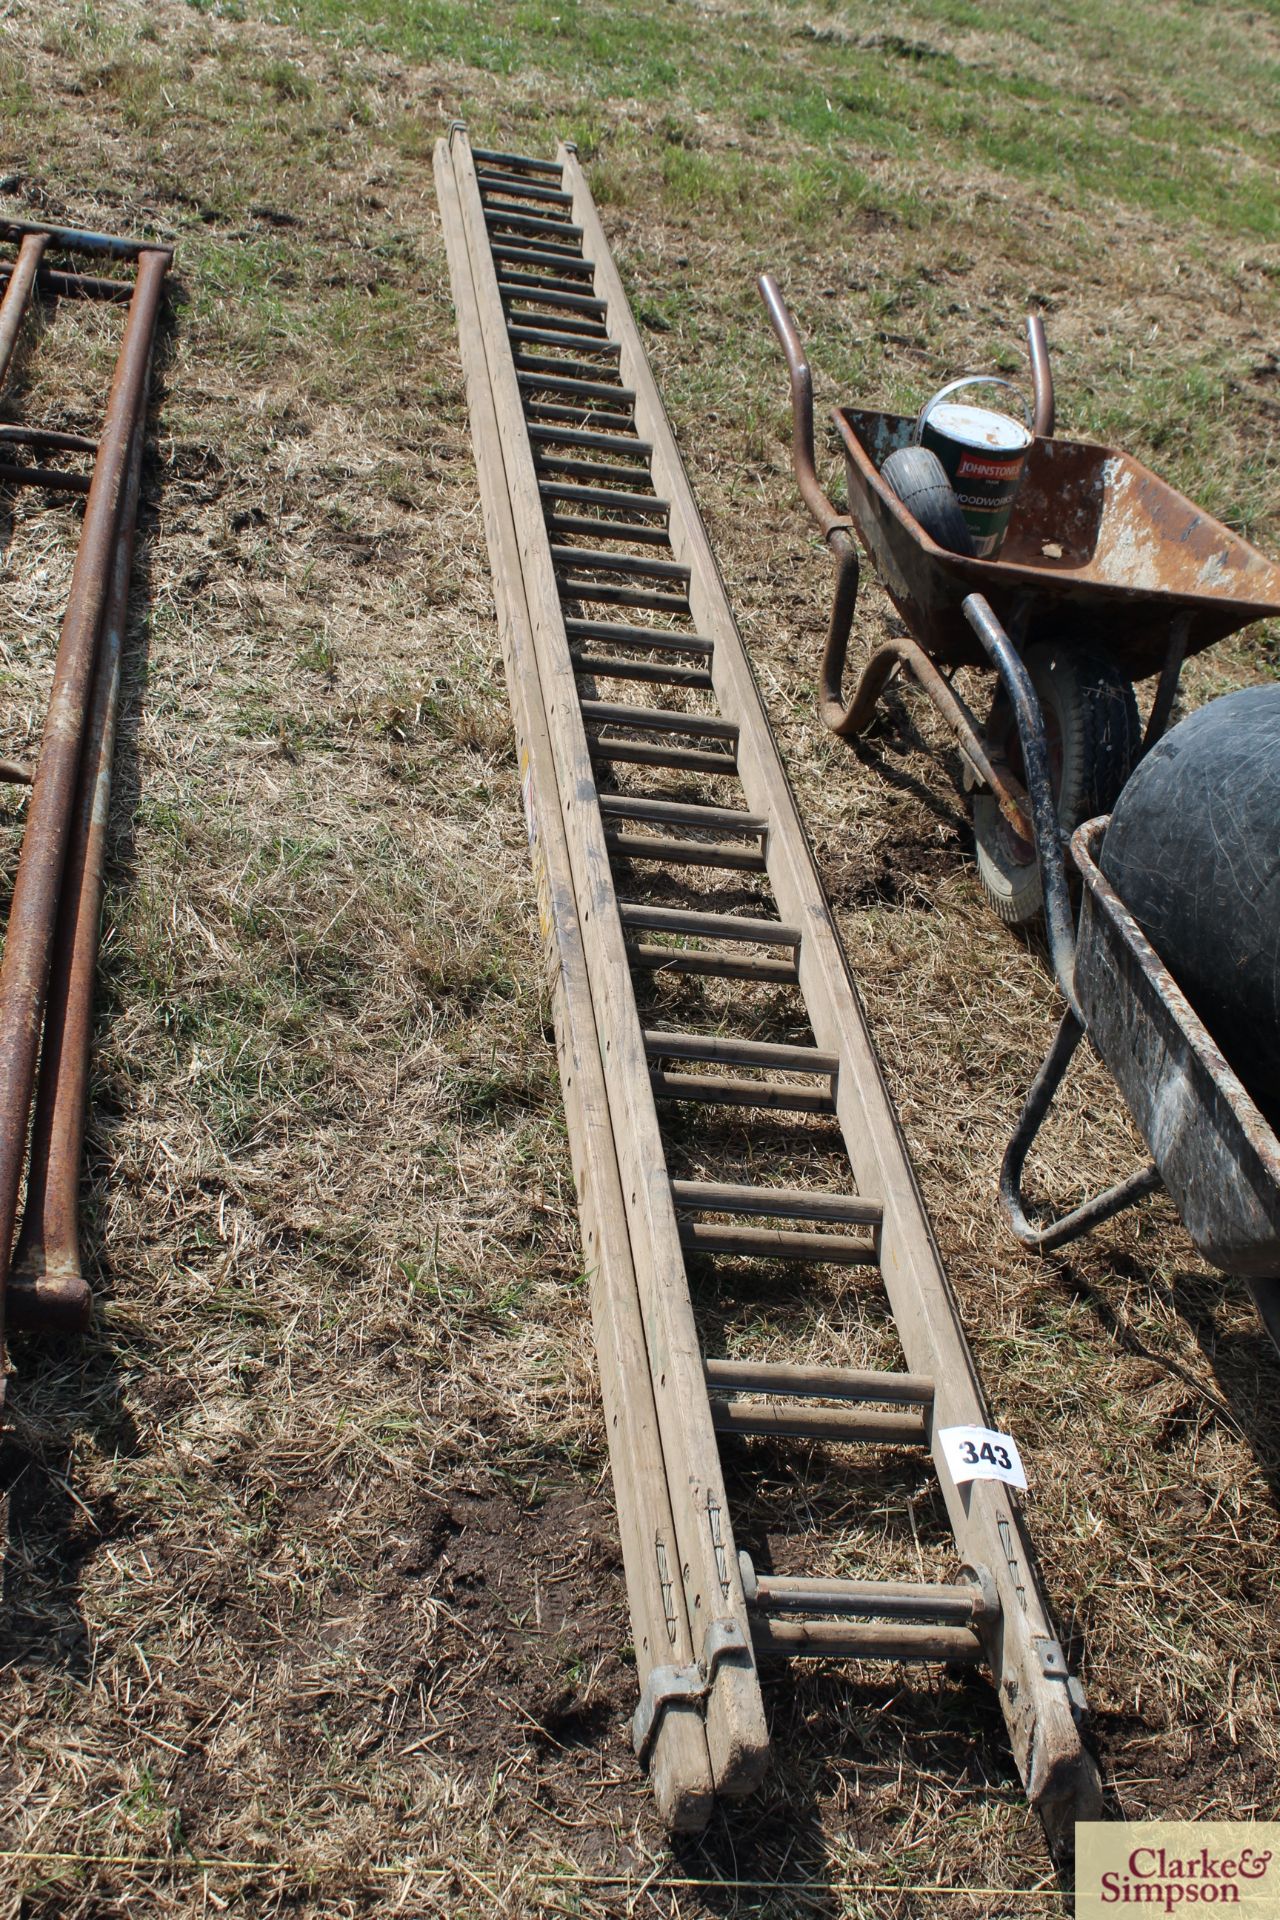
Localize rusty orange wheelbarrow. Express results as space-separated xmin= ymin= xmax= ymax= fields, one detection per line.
xmin=759 ymin=275 xmax=1280 ymax=925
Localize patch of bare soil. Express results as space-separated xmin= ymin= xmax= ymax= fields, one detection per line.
xmin=390 ymin=1486 xmax=649 ymax=1850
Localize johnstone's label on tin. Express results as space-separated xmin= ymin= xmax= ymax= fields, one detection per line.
xmin=919 ymin=398 xmax=1031 ymax=558
xmin=1076 ymin=1824 xmax=1280 ymax=1916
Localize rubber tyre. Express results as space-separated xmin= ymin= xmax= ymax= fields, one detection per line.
xmin=880 ymin=447 xmax=975 ymax=558
xmin=1100 ymin=684 xmax=1280 ymax=1131
xmin=973 ymin=645 xmax=1140 ymax=927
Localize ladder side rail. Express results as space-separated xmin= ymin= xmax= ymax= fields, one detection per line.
xmin=558 ymin=141 xmax=1101 ymax=1838
xmin=436 ymin=143 xmax=714 ymax=1828
xmin=447 ymin=128 xmax=769 ymax=1797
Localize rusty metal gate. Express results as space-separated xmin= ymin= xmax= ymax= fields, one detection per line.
xmin=435 ymin=126 xmax=1099 ymax=1844
xmin=0 ymin=217 xmax=170 ymax=1389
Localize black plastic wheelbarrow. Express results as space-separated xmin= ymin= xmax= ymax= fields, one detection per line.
xmin=759 ymin=276 xmax=1280 ymax=926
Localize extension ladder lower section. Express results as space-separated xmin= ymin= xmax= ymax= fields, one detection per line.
xmin=436 ymin=126 xmax=1101 ymax=1844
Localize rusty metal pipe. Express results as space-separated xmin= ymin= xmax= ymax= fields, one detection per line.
xmin=0 ymin=218 xmax=172 ymax=262
xmin=0 ymin=425 xmax=99 ymax=453
xmin=0 ymin=247 xmax=167 ymax=1369
xmin=0 ymin=261 xmax=135 ymax=303
xmin=1026 ymin=313 xmax=1054 ymax=438
xmin=757 ymin=273 xmax=850 ymax=540
xmin=0 ymin=460 xmax=92 ymax=493
xmin=0 ymin=232 xmax=48 ymax=389
xmin=9 ymin=385 xmax=147 ymax=1333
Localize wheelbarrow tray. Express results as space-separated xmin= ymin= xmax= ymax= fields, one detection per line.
xmin=837 ymin=409 xmax=1280 ymax=675
xmin=1072 ymin=817 xmax=1280 ymax=1278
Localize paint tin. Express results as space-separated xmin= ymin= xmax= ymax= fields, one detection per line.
xmin=915 ymin=376 xmax=1033 ymax=559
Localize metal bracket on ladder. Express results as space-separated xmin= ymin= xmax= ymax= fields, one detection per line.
xmin=633 ymin=1617 xmax=751 ymax=1762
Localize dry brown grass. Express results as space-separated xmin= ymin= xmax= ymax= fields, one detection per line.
xmin=0 ymin=0 xmax=1277 ymax=1913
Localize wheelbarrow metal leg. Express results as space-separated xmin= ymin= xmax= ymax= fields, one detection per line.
xmin=1141 ymin=611 xmax=1190 ymax=755
xmin=819 ymin=538 xmax=1033 ymax=836
xmin=817 ymin=528 xmax=863 ymax=735
xmin=1001 ymin=1006 xmax=1164 ymax=1252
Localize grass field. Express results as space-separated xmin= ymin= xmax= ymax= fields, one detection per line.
xmin=1 ymin=0 xmax=1278 ymax=1914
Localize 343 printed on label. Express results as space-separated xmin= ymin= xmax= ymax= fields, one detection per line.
xmin=937 ymin=1424 xmax=1027 ymax=1490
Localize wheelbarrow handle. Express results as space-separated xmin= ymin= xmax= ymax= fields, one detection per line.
xmin=1026 ymin=312 xmax=1055 ymax=437
xmin=757 ymin=272 xmax=848 ymax=539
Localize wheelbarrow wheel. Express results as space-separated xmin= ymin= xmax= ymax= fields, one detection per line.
xmin=973 ymin=645 xmax=1140 ymax=927
xmin=880 ymin=447 xmax=975 ymax=557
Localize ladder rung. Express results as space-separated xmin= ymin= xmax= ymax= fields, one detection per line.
xmin=681 ymin=1222 xmax=877 ymax=1265
xmin=520 ymin=370 xmax=635 ymax=405
xmin=524 ymin=389 xmax=631 ymax=417
xmin=510 ymin=327 xmax=615 ymax=354
xmin=747 ymin=1574 xmax=980 ymax=1624
xmin=555 ymin=549 xmax=689 ymax=584
xmin=576 ymin=655 xmax=713 ymax=690
xmin=524 ymin=395 xmax=632 ymax=427
xmin=507 ymin=313 xmax=610 ymax=346
xmin=602 ymin=796 xmax=760 ymax=831
xmin=496 ymin=267 xmax=599 ymax=301
xmin=527 ymin=406 xmax=636 ymax=436
xmin=471 ymin=145 xmax=564 ymax=178
xmin=645 ymin=1028 xmax=830 ymax=1068
xmin=542 ymin=483 xmax=665 ymax=516
xmin=564 ymin=582 xmax=690 ymax=615
xmin=514 ymin=339 xmax=621 ymax=368
xmin=498 ymin=280 xmax=607 ymax=316
xmin=704 ymin=1359 xmax=934 ymax=1404
xmin=490 ymin=236 xmax=587 ymax=270
xmin=752 ymin=1619 xmax=983 ymax=1664
xmin=528 ymin=423 xmax=650 ymax=459
xmin=566 ymin=619 xmax=711 ymax=657
xmin=535 ymin=453 xmax=657 ymax=487
xmin=477 ymin=171 xmax=574 ymax=207
xmin=518 ymin=363 xmax=621 ymax=393
xmin=564 ymin=579 xmax=687 ymax=611
xmin=620 ymin=903 xmax=796 ymax=944
xmin=547 ymin=515 xmax=672 ymax=548
xmin=580 ymin=698 xmax=731 ymax=739
xmin=485 ymin=198 xmax=577 ymax=229
xmin=711 ymin=1400 xmax=923 ymax=1440
xmin=490 ymin=242 xmax=595 ymax=280
xmin=626 ymin=943 xmax=797 ymax=983
xmin=485 ymin=208 xmax=583 ymax=244
xmin=607 ymin=833 xmax=767 ymax=875
xmin=591 ymin=740 xmax=734 ymax=774
xmin=651 ymin=1066 xmax=829 ymax=1110
xmin=672 ymin=1178 xmax=879 ymax=1227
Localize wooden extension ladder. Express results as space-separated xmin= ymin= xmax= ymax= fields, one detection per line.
xmin=435 ymin=126 xmax=1100 ymax=1846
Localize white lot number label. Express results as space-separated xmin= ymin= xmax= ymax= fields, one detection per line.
xmin=938 ymin=1424 xmax=1027 ymax=1490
